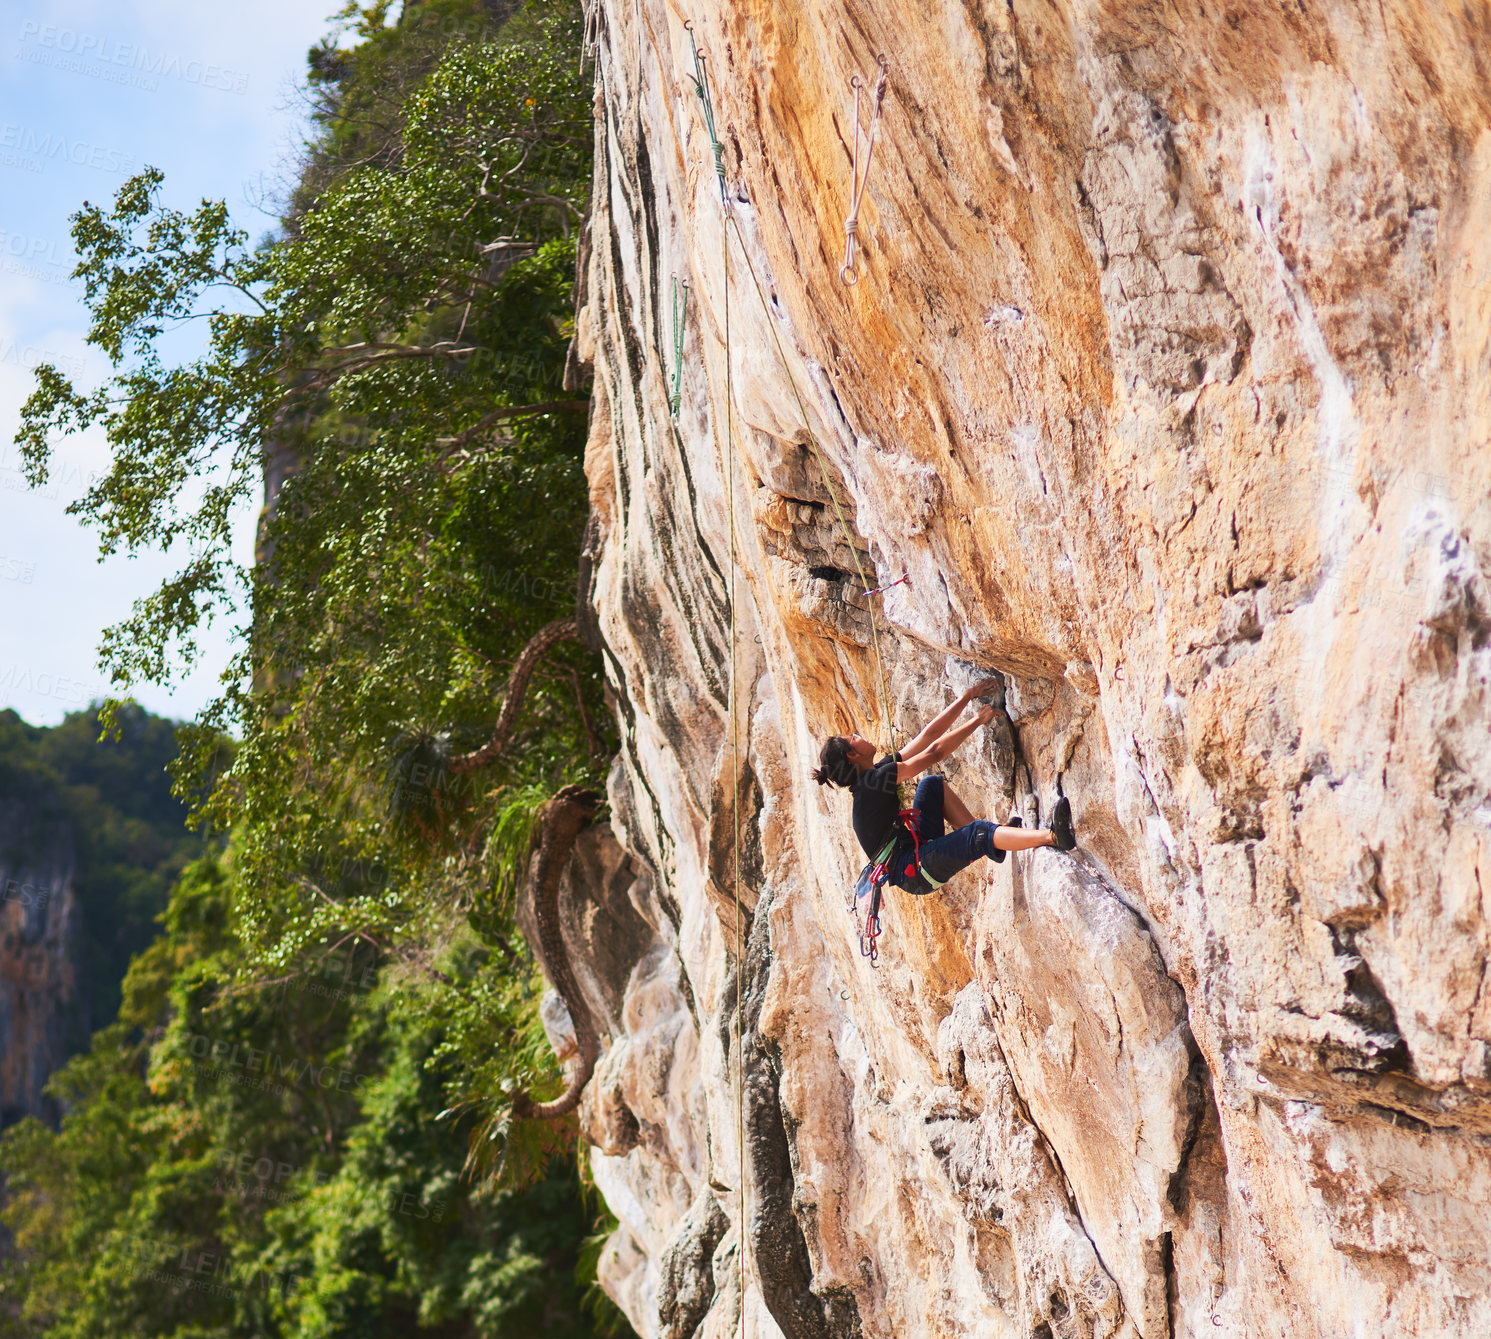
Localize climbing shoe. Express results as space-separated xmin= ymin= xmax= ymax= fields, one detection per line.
xmin=1051 ymin=796 xmax=1077 ymax=851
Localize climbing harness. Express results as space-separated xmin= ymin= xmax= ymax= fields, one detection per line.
xmin=849 ymin=806 xmax=948 ymax=966
xmin=669 ymin=277 xmax=689 ymax=416
xmin=840 ymin=56 xmax=889 ymax=286
xmin=895 ymin=807 xmax=950 ymax=893
xmin=685 ymin=22 xmax=728 ymax=205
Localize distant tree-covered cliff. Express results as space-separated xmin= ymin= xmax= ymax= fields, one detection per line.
xmin=0 ymin=702 xmax=209 ymax=1127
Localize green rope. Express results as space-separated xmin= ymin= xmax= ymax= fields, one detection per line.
xmin=686 ymin=22 xmax=727 ymax=204
xmin=669 ymin=277 xmax=689 ymax=416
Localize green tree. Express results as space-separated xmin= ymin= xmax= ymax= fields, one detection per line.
xmin=1 ymin=852 xmax=608 ymax=1338
xmin=13 ymin=0 xmax=605 ymax=1077
xmin=4 ymin=2 xmax=631 ymax=1334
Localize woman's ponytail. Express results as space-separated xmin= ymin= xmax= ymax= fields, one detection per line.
xmin=814 ymin=736 xmax=858 ymax=789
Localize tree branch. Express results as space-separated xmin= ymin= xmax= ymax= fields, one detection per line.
xmin=449 ymin=617 xmax=582 ymax=774
xmin=434 ymin=400 xmax=589 ymax=454
xmin=288 ymin=339 xmax=489 ymax=392
xmin=511 ymin=785 xmax=601 ymax=1120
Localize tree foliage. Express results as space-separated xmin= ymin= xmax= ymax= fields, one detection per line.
xmin=4 ymin=2 xmax=630 ymax=1334
xmin=15 ymin=0 xmax=605 ymax=1031
xmin=0 ymin=853 xmax=607 ymax=1338
xmin=16 ymin=0 xmax=593 ymax=707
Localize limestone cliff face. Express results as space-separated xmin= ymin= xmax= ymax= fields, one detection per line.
xmin=565 ymin=2 xmax=1491 ymax=1336
xmin=0 ymin=805 xmax=81 ymax=1129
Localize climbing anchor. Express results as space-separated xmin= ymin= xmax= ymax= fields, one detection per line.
xmin=840 ymin=55 xmax=889 ymax=286
xmin=862 ymin=571 xmax=908 ymax=598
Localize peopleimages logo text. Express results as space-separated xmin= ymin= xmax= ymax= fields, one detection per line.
xmin=177 ymin=1032 xmax=371 ymax=1094
xmin=0 ymin=664 xmax=110 ymax=707
xmin=0 ymin=123 xmax=135 ymax=174
xmin=0 ymin=231 xmax=69 ymax=266
xmin=17 ymin=22 xmax=249 ymax=94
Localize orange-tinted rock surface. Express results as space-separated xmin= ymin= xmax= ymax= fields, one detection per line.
xmin=565 ymin=2 xmax=1491 ymax=1335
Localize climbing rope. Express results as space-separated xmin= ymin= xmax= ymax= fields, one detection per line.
xmin=669 ymin=277 xmax=689 ymax=416
xmin=719 ymin=179 xmax=905 ymax=978
xmin=686 ymin=22 xmax=728 ymax=205
xmin=839 ymin=56 xmax=889 ymax=286
xmin=681 ymin=34 xmax=899 ymax=752
xmin=685 ymin=31 xmax=746 ymax=1323
xmin=723 ymin=211 xmax=746 ymax=1339
xmin=681 ymin=30 xmax=902 ymax=1320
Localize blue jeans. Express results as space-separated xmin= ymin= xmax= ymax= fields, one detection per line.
xmin=889 ymin=775 xmax=998 ymax=894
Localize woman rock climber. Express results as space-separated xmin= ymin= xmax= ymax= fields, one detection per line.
xmin=812 ymin=679 xmax=1077 ymax=893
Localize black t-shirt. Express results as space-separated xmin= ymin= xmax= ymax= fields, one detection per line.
xmin=851 ymin=753 xmax=903 ymax=859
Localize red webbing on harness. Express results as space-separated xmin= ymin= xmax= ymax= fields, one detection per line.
xmin=897 ymin=807 xmax=925 ymax=881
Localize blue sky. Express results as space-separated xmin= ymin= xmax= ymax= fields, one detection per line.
xmin=0 ymin=0 xmax=335 ymax=726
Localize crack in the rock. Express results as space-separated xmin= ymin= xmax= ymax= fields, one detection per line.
xmin=721 ymin=883 xmax=863 ymax=1339
xmin=981 ymin=1019 xmax=1129 ymax=1332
